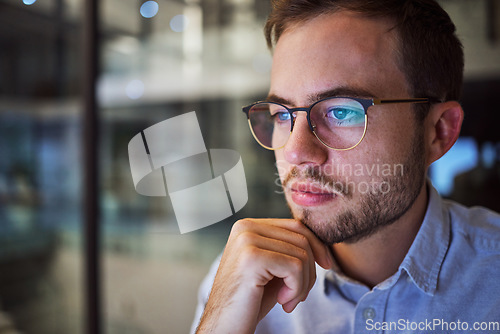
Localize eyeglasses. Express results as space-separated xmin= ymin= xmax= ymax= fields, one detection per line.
xmin=242 ymin=96 xmax=436 ymax=151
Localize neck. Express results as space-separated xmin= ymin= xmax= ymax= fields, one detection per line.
xmin=331 ymin=184 xmax=428 ymax=288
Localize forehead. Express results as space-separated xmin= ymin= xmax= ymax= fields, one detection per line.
xmin=270 ymin=11 xmax=409 ymax=106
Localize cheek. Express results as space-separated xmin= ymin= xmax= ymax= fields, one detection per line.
xmin=274 ymin=151 xmax=289 ymax=182
xmin=362 ymin=110 xmax=416 ymax=160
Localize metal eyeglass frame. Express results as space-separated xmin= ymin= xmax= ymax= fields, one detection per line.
xmin=242 ymin=96 xmax=440 ymax=151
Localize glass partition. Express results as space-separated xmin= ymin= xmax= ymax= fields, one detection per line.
xmin=0 ymin=0 xmax=84 ymax=332
xmin=1 ymin=1 xmax=499 ymax=333
xmin=98 ymin=0 xmax=286 ymax=332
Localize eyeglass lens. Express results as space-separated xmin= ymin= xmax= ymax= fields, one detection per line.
xmin=247 ymin=97 xmax=367 ymax=150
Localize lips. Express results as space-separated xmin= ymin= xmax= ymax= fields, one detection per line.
xmin=289 ymin=181 xmax=337 ymax=207
xmin=291 ymin=182 xmax=332 ymax=194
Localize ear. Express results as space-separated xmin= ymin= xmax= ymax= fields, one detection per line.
xmin=425 ymin=101 xmax=464 ymax=166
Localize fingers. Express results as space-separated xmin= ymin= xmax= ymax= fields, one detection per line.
xmin=232 ymin=219 xmax=334 ymax=270
xmin=282 ymin=294 xmax=304 ymax=313
xmin=200 ymin=218 xmax=327 ymax=333
xmin=231 ymin=232 xmax=312 ymax=307
xmin=233 ymin=221 xmax=315 ymax=292
xmin=200 ymin=217 xmax=332 ymax=333
xmin=229 ymin=218 xmax=332 ymax=312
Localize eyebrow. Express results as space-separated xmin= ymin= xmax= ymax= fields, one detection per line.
xmin=266 ymin=86 xmax=377 ymax=107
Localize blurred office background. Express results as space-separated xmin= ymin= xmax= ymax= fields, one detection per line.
xmin=0 ymin=0 xmax=499 ymax=333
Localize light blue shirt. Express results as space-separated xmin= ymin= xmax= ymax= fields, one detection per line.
xmin=192 ymin=185 xmax=500 ymax=333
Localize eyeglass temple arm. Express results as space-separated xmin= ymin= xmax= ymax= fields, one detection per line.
xmin=372 ymin=97 xmax=442 ymax=105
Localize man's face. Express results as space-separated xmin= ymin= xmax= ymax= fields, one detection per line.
xmin=270 ymin=12 xmax=427 ymax=244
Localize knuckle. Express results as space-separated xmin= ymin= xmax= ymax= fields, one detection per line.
xmin=295 ymin=234 xmax=309 ymax=248
xmin=288 ymin=257 xmax=304 ymax=275
xmin=239 ymin=245 xmax=261 ymax=265
xmin=294 ymin=247 xmax=308 ymax=262
xmin=231 ymin=219 xmax=252 ymax=236
xmin=237 ymin=231 xmax=258 ymax=246
xmin=288 ymin=219 xmax=303 ymax=231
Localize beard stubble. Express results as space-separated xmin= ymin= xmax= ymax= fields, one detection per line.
xmin=282 ymin=129 xmax=426 ymax=245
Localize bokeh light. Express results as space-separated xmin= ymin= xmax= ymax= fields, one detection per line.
xmin=170 ymin=15 xmax=189 ymax=32
xmin=140 ymin=1 xmax=159 ymax=19
xmin=126 ymin=80 xmax=145 ymax=100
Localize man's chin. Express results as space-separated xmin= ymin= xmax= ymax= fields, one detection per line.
xmin=290 ymin=207 xmax=341 ymax=245
xmin=291 ymin=204 xmax=388 ymax=245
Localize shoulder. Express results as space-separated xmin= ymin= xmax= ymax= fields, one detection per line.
xmin=444 ymin=199 xmax=500 ymax=252
xmin=425 ymin=200 xmax=500 ymax=317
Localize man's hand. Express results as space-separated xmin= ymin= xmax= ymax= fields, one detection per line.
xmin=196 ymin=219 xmax=333 ymax=334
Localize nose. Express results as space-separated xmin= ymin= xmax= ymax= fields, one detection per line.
xmin=283 ymin=111 xmax=328 ymax=166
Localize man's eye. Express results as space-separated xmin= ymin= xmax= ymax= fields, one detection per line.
xmin=324 ymin=106 xmax=364 ymax=127
xmin=274 ymin=112 xmax=291 ymax=122
xmin=328 ymin=107 xmax=356 ymax=120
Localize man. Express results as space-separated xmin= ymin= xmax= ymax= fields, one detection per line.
xmin=192 ymin=0 xmax=500 ymax=333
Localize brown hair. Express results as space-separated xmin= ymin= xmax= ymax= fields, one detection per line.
xmin=264 ymin=0 xmax=464 ymax=117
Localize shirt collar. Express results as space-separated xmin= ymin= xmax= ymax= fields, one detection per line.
xmin=397 ymin=183 xmax=450 ymax=296
xmin=321 ymin=183 xmax=450 ymax=297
